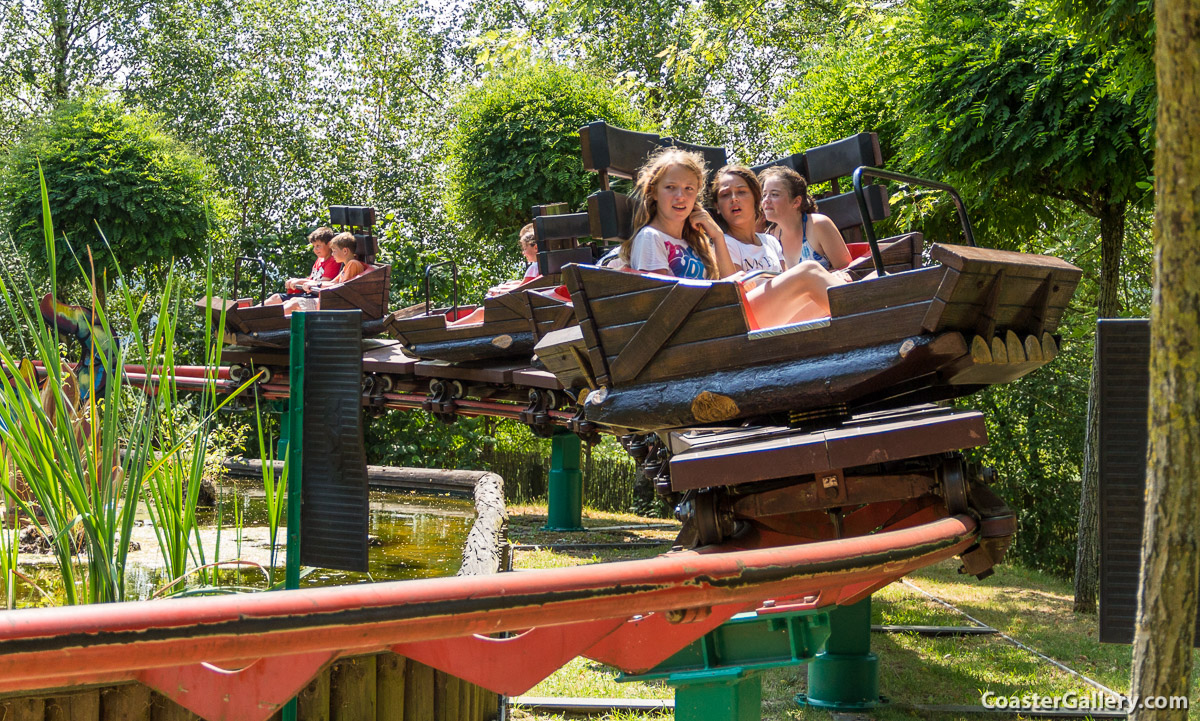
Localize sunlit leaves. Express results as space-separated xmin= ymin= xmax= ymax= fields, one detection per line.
xmin=444 ymin=61 xmax=642 ymax=261
xmin=0 ymin=96 xmax=218 ymax=288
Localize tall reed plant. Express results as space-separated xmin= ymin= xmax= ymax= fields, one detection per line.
xmin=0 ymin=169 xmax=258 ymax=604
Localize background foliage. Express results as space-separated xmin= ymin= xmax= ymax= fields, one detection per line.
xmin=445 ymin=62 xmax=642 ymax=261
xmin=0 ymin=0 xmax=1159 ymax=577
xmin=0 ymin=96 xmax=217 ymax=288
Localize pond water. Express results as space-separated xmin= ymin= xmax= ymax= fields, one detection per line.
xmin=5 ymin=478 xmax=476 ymax=606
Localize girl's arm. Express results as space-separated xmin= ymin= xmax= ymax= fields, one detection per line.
xmin=691 ymin=208 xmax=738 ymax=278
xmin=811 ymin=215 xmax=853 ymax=270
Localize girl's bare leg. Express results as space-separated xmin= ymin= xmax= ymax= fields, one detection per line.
xmin=745 ymin=261 xmax=843 ymax=328
xmin=448 ymin=307 xmax=486 ymax=326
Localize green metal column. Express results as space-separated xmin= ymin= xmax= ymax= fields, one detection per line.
xmin=543 ymin=431 xmax=583 ymax=531
xmin=281 ymin=312 xmax=307 ymax=721
xmin=621 ymin=609 xmax=832 ymax=721
xmin=671 ymin=669 xmax=762 ymax=721
xmin=798 ymin=597 xmax=882 ymax=710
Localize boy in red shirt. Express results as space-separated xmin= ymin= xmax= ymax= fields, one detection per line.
xmin=265 ymin=227 xmax=340 ymax=306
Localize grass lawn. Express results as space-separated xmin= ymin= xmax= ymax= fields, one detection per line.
xmin=503 ymin=505 xmax=1198 ymax=720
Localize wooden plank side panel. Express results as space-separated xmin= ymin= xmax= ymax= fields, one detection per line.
xmin=238 ymin=305 xmax=291 ymax=331
xmin=931 ymin=269 xmax=1079 ymax=334
xmin=488 ymin=291 xmax=531 ymax=319
xmin=533 ymin=305 xmax=577 ymax=339
xmin=608 ymin=283 xmax=709 ymax=384
xmin=931 ymin=243 xmax=1082 ymax=275
xmin=386 ymin=311 xmax=458 ymax=333
xmin=320 ymin=266 xmax=391 ymax=318
xmin=597 ymin=302 xmax=751 ymax=355
xmin=828 ymin=267 xmax=945 ymax=318
xmin=587 ymin=283 xmax=744 ymax=329
xmin=534 ymin=326 xmax=593 ymax=389
xmin=481 ymin=296 xmax=528 ymax=323
xmin=564 ymin=266 xmax=613 ymax=384
xmin=624 ymin=303 xmax=931 ymax=386
xmin=569 ymin=264 xmax=683 ymax=300
xmin=321 ymin=284 xmax=377 ymax=316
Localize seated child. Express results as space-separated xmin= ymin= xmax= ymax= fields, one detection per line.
xmin=520 ymin=223 xmax=541 ymax=281
xmin=486 ymin=223 xmax=542 ymax=298
xmin=265 ymin=227 xmax=339 ymax=306
xmin=447 ymin=224 xmax=542 ymax=327
xmin=281 ymin=233 xmax=367 ymax=315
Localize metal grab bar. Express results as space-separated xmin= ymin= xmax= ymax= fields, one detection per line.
xmin=423 ymin=260 xmax=459 ymax=317
xmin=232 ymin=256 xmax=267 ymax=306
xmin=852 ymin=167 xmax=978 ymax=277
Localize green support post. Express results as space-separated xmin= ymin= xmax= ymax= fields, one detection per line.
xmin=797 ymin=597 xmax=883 ymax=710
xmin=671 ymin=669 xmax=761 ymax=721
xmin=543 ymin=431 xmax=583 ymax=531
xmin=280 ymin=312 xmax=308 ymax=721
xmin=621 ymin=610 xmax=831 ymax=721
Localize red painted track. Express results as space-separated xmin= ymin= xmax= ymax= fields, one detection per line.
xmin=4 ymin=360 xmax=982 ymax=720
xmin=0 ymin=515 xmax=976 ymax=720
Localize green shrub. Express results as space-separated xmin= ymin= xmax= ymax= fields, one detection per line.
xmin=445 ymin=62 xmax=643 ymax=260
xmin=0 ymin=96 xmax=220 ymax=286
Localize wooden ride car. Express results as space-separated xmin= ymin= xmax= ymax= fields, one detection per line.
xmin=201 ymin=262 xmax=392 ymax=349
xmin=537 ymin=238 xmax=1080 ymax=432
xmin=383 ymin=274 xmax=563 ymax=363
xmin=197 ymin=206 xmax=391 ymax=381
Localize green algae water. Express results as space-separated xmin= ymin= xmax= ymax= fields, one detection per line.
xmin=5 ymin=479 xmax=476 ymax=606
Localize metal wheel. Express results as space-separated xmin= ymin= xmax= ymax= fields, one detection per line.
xmin=692 ymin=491 xmax=734 ymax=546
xmin=940 ymin=456 xmax=969 ymax=515
xmin=229 ymin=364 xmax=251 ymax=384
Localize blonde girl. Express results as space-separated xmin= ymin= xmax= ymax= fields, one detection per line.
xmin=620 ymin=148 xmax=727 ymax=280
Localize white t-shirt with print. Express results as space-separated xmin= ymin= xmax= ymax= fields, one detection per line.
xmin=628 ymin=226 xmax=708 ymax=279
xmin=724 ymin=233 xmax=784 ymax=273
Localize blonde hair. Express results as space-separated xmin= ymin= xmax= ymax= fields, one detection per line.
xmin=518 ymin=223 xmax=536 ymax=247
xmin=621 ymin=148 xmax=719 ymax=279
xmin=330 ymin=232 xmax=357 ymax=253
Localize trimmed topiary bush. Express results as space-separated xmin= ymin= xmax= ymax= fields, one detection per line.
xmin=445 ymin=62 xmax=643 ymax=255
xmin=1 ymin=96 xmax=220 ymax=286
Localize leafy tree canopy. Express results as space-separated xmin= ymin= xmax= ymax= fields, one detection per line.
xmin=0 ymin=95 xmax=220 ymax=285
xmin=775 ymin=0 xmax=1153 ymax=247
xmin=460 ymin=0 xmax=843 ymax=158
xmin=444 ymin=61 xmax=643 ymax=255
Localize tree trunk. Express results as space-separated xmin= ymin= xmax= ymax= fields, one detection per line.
xmin=46 ymin=0 xmax=71 ymax=100
xmin=1074 ymin=199 xmax=1126 ymax=613
xmin=1129 ymin=1 xmax=1200 ymax=717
